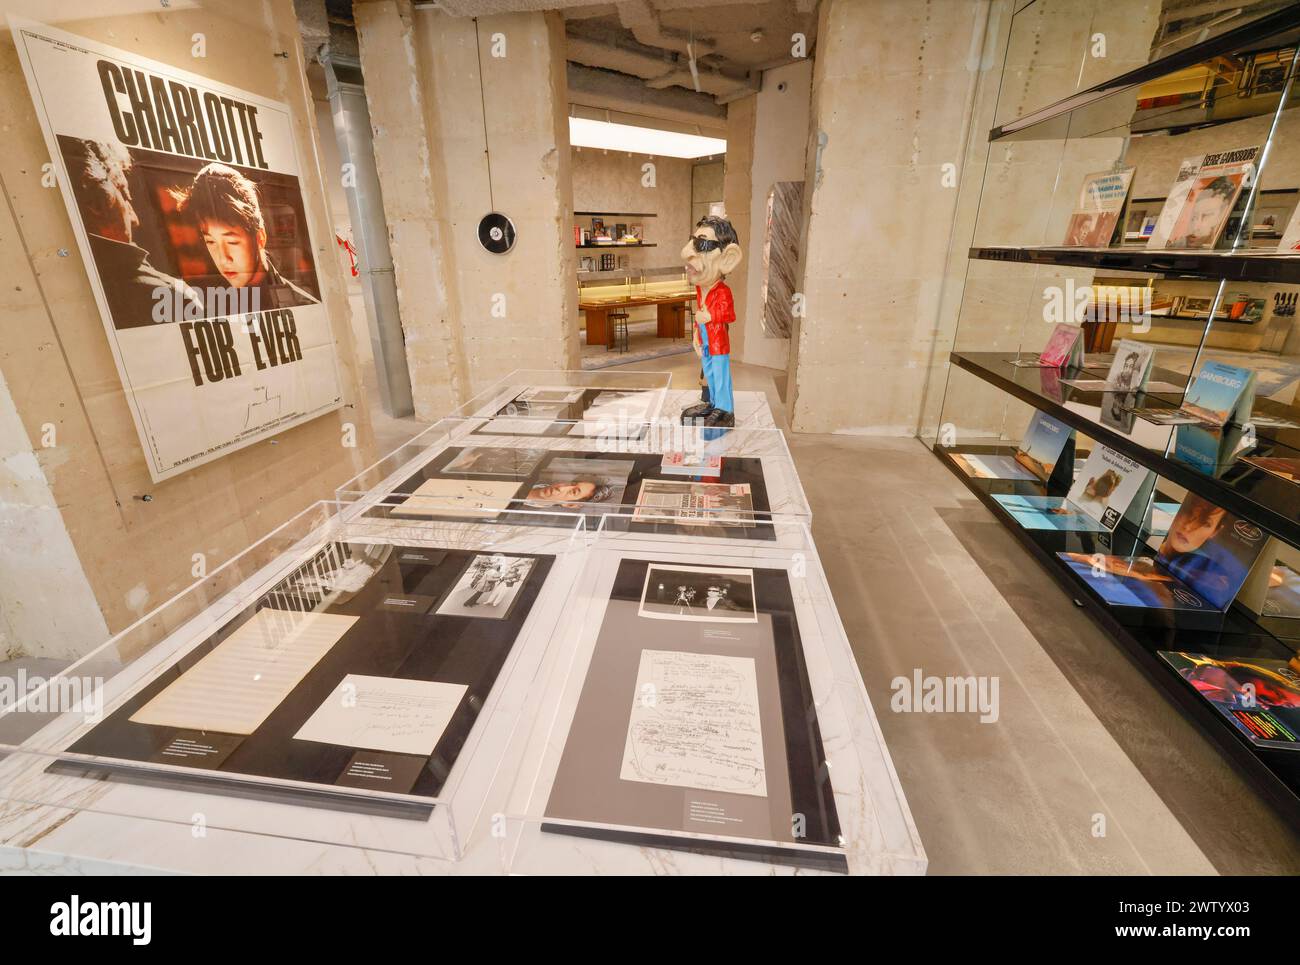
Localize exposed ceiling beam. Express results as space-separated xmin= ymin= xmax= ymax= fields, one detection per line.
xmin=616 ymin=0 xmax=715 ymax=57
xmin=567 ymin=62 xmax=727 ymax=129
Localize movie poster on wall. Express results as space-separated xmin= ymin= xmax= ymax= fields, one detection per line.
xmin=10 ymin=18 xmax=343 ymax=482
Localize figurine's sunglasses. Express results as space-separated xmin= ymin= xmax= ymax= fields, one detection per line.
xmin=689 ymin=235 xmax=724 ymax=252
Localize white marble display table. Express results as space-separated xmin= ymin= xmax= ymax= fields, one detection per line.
xmin=0 ymin=383 xmax=923 ymax=875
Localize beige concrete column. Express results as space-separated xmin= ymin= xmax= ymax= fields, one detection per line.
xmin=355 ymin=1 xmax=577 ymax=419
xmin=721 ymin=95 xmax=755 ymax=361
xmin=353 ymin=0 xmax=466 ymax=419
xmin=790 ymin=0 xmax=991 ymax=435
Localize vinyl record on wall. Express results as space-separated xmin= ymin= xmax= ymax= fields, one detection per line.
xmin=478 ymin=212 xmax=516 ymax=254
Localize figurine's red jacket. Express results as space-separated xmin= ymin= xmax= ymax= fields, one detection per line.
xmin=696 ymin=281 xmax=735 ymax=356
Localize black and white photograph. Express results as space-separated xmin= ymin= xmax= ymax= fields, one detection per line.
xmin=441 ymin=445 xmax=548 ymax=477
xmin=435 ymin=553 xmax=536 ymax=620
xmin=638 ymin=563 xmax=758 ymax=623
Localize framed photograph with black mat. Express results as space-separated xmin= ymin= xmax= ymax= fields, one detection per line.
xmin=539 ymin=557 xmax=846 ymax=872
xmin=55 ymin=541 xmax=554 ymax=814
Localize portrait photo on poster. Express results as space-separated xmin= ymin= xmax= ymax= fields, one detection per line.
xmin=638 ymin=563 xmax=758 ymax=622
xmin=435 ymin=553 xmax=537 ymax=620
xmin=57 ymin=137 xmax=322 ymax=330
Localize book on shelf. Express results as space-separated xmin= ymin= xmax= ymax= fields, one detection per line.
xmin=1066 ymin=444 xmax=1153 ymax=531
xmin=992 ymin=494 xmax=1107 ymax=532
xmin=1164 ymin=146 xmax=1259 ymax=250
xmin=1062 ymin=167 xmax=1134 ymax=247
xmin=1158 ymin=651 xmax=1300 ymax=750
xmin=1131 ymin=360 xmax=1255 ymax=428
xmin=1171 ymin=422 xmax=1250 ymax=478
xmin=1057 ymin=492 xmax=1267 ymax=611
xmin=1146 ymin=155 xmax=1203 ymax=248
xmin=949 ymin=410 xmax=1075 ymax=485
xmin=1011 ymin=323 xmax=1084 ymax=369
xmin=1060 ymin=338 xmax=1153 ymax=392
xmin=1241 ymin=455 xmax=1300 ymax=483
xmin=1263 ymin=562 xmax=1300 ymax=619
xmin=1015 ymin=410 xmax=1075 ymax=482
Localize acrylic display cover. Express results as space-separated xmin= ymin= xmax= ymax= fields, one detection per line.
xmin=1062 ymin=167 xmax=1134 ymax=246
xmin=470 ymin=386 xmax=659 ymax=440
xmin=382 ymin=447 xmax=776 ymax=539
xmin=992 ymin=494 xmax=1106 ymax=532
xmin=1066 ymin=445 xmax=1151 ymax=530
xmin=1159 ymin=652 xmax=1300 ymax=750
xmin=60 ymin=541 xmax=555 ymax=810
xmin=1014 ymin=411 xmax=1073 ymax=482
xmin=541 ymin=558 xmax=843 ymax=871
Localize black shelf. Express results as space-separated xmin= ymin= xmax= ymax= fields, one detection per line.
xmin=969 ymin=245 xmax=1300 ymax=283
xmin=933 ymin=443 xmax=1300 ymax=828
xmin=989 ymin=4 xmax=1300 ymax=141
xmin=949 ymin=351 xmax=1300 ymax=546
xmin=574 ymin=211 xmax=657 ymax=218
xmin=577 ymin=243 xmax=657 ymax=249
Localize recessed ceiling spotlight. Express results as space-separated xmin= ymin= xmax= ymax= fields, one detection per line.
xmin=750 ymin=29 xmax=763 ymax=43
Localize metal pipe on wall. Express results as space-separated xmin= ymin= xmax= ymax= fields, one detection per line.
xmin=318 ymin=47 xmax=415 ymax=419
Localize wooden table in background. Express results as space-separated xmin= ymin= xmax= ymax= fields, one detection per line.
xmin=581 ymin=292 xmax=694 ymax=348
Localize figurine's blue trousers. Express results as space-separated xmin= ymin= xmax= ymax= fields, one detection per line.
xmin=698 ymin=323 xmax=734 ymax=414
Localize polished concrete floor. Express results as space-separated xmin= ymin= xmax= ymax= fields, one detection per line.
xmin=615 ymin=351 xmax=1300 ymax=874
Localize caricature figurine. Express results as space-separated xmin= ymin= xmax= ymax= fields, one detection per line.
xmin=680 ymin=214 xmax=742 ymax=427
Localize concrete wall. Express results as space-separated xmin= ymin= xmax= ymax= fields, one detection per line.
xmin=736 ymin=59 xmax=812 ymax=372
xmin=692 ymin=159 xmax=724 ymax=225
xmin=0 ymin=0 xmax=375 ymax=658
xmin=722 ymin=93 xmax=757 ymax=361
xmin=790 ymin=0 xmax=990 ymax=435
xmin=355 ymin=0 xmax=578 ymax=420
xmin=790 ymin=0 xmax=1162 ymax=436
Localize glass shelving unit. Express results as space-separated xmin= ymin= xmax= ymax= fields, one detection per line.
xmin=924 ymin=0 xmax=1300 ymax=827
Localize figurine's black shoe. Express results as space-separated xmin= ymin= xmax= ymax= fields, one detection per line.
xmin=703 ymin=408 xmax=735 ymax=428
xmin=681 ymin=401 xmax=714 ymax=420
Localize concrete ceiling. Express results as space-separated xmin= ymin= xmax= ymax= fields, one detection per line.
xmin=416 ymin=0 xmax=816 ymax=106
xmin=565 ymin=0 xmax=817 ymax=104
